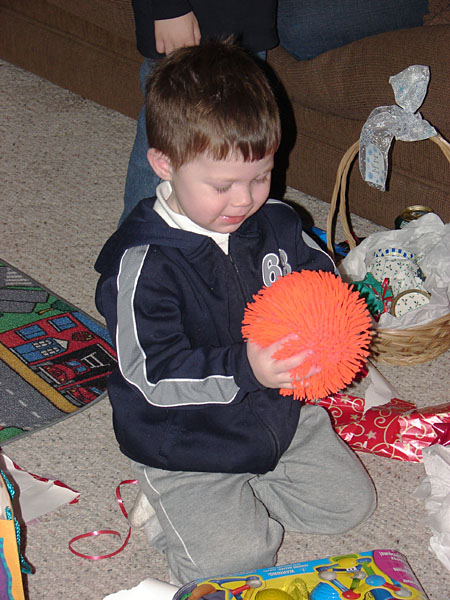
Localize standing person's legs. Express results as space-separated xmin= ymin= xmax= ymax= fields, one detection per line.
xmin=131 ymin=462 xmax=284 ymax=584
xmin=120 ymin=58 xmax=161 ymax=225
xmin=251 ymin=404 xmax=376 ymax=534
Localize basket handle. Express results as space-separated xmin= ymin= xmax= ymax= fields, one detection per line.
xmin=326 ymin=134 xmax=450 ymax=258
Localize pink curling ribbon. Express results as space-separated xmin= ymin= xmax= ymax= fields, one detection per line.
xmin=69 ymin=479 xmax=138 ymax=560
xmin=379 ymin=277 xmax=393 ymax=314
xmin=368 ymin=277 xmax=393 ymax=321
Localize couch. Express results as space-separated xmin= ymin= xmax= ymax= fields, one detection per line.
xmin=1 ymin=0 xmax=448 ymax=228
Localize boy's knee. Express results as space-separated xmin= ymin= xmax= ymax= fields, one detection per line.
xmin=330 ymin=479 xmax=377 ymax=534
xmin=172 ymin=517 xmax=283 ymax=583
xmin=220 ymin=525 xmax=281 ymax=575
xmin=353 ymin=480 xmax=377 ymax=527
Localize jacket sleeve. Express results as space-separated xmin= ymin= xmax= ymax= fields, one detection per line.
xmin=291 ymin=209 xmax=337 ymax=274
xmin=100 ymin=245 xmax=263 ymax=409
xmin=264 ymin=199 xmax=337 ymax=275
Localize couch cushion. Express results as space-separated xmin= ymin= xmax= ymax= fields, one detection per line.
xmin=0 ymin=0 xmax=138 ymax=58
xmin=424 ymin=0 xmax=450 ymax=25
xmin=277 ymin=0 xmax=428 ymax=60
xmin=46 ymin=0 xmax=136 ymax=41
xmin=268 ymin=24 xmax=449 ymax=138
xmin=0 ymin=0 xmax=142 ymax=117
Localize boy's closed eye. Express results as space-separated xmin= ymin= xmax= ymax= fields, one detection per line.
xmin=215 ymin=184 xmax=232 ymax=194
xmin=213 ymin=174 xmax=271 ymax=194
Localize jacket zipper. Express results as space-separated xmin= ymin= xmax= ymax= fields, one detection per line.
xmin=228 ymin=251 xmax=251 ymax=303
xmin=228 ymin=249 xmax=281 ymax=467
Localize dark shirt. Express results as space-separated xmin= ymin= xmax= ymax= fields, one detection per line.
xmin=132 ymin=0 xmax=278 ymax=57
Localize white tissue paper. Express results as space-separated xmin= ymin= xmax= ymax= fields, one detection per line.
xmin=363 ymin=361 xmax=399 ymax=411
xmin=103 ymin=577 xmax=179 ymax=600
xmin=0 ymin=452 xmax=79 ymax=523
xmin=340 ymin=213 xmax=450 ymax=329
xmin=413 ymin=445 xmax=450 ymax=572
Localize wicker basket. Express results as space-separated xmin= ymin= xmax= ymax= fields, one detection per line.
xmin=326 ymin=134 xmax=450 ymax=365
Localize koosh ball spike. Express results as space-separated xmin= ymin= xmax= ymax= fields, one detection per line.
xmin=242 ymin=270 xmax=373 ymax=400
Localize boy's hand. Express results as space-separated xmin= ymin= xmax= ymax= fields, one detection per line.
xmin=154 ymin=12 xmax=201 ymax=55
xmin=246 ymin=335 xmax=320 ymax=390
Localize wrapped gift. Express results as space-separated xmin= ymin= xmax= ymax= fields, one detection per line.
xmin=334 ymin=399 xmax=450 ymax=462
xmin=312 ymin=393 xmax=365 ymax=427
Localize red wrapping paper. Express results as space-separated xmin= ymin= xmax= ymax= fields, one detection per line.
xmin=314 ymin=393 xmax=365 ymax=427
xmin=310 ymin=395 xmax=450 ymax=462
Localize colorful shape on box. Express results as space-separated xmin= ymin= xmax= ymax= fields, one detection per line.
xmin=174 ymin=549 xmax=427 ymax=600
xmin=0 ymin=538 xmax=14 ymax=600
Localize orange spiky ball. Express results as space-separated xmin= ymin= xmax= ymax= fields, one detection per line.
xmin=242 ymin=270 xmax=372 ymax=400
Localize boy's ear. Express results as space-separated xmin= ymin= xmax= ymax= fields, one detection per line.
xmin=147 ymin=148 xmax=173 ymax=180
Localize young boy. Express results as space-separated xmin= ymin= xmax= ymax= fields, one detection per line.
xmin=95 ymin=41 xmax=376 ymax=585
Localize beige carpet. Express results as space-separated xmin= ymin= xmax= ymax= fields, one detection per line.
xmin=1 ymin=58 xmax=450 ymax=599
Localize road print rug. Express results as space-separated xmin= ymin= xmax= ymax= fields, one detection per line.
xmin=0 ymin=259 xmax=116 ymax=444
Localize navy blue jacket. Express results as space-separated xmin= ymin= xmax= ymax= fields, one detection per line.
xmin=95 ymin=198 xmax=334 ymax=474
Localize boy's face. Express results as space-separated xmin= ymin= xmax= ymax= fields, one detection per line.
xmin=151 ymin=151 xmax=274 ymax=234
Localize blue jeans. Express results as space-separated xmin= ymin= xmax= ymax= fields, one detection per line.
xmin=120 ymin=58 xmax=159 ymax=225
xmin=277 ymin=0 xmax=428 ymax=60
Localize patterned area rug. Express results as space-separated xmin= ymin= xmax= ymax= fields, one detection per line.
xmin=0 ymin=259 xmax=116 ymax=443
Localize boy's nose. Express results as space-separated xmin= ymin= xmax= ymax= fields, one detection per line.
xmin=232 ymin=187 xmax=252 ymax=207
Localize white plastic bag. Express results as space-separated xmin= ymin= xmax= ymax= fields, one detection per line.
xmin=340 ymin=213 xmax=450 ymax=329
xmin=413 ymin=445 xmax=450 ymax=572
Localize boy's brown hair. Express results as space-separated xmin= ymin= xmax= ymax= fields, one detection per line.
xmin=145 ymin=41 xmax=281 ymax=169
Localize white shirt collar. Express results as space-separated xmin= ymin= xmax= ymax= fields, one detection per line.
xmin=153 ymin=181 xmax=230 ymax=254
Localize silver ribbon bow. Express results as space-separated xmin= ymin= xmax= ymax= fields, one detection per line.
xmin=359 ymin=65 xmax=437 ymax=191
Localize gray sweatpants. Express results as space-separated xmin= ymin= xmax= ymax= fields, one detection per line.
xmin=131 ymin=404 xmax=376 ymax=584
